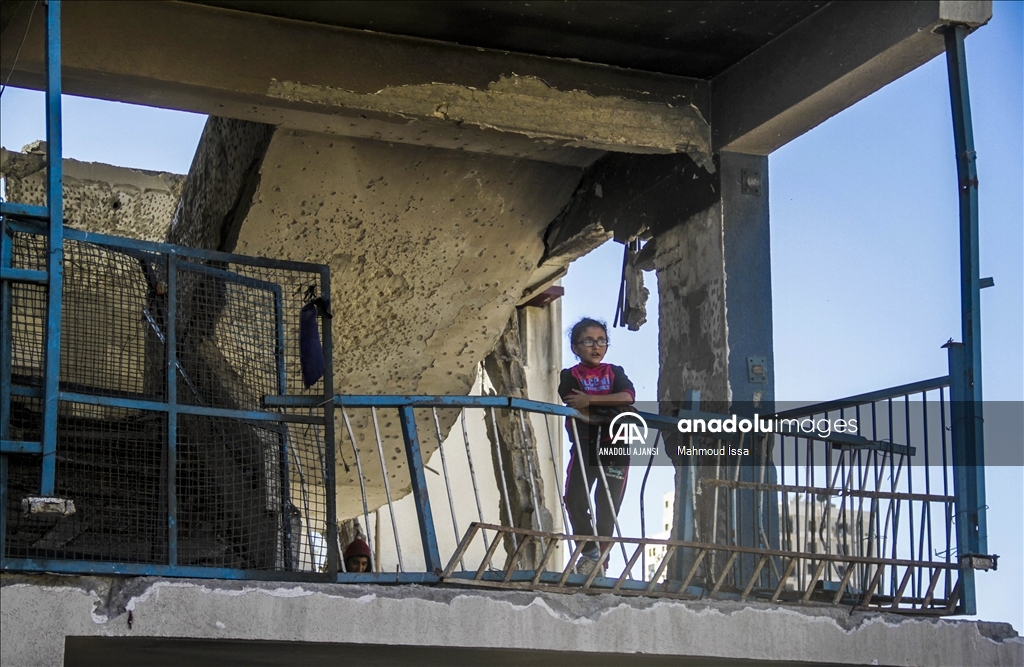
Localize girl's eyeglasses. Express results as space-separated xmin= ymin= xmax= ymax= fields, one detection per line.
xmin=576 ymin=338 xmax=609 ymax=348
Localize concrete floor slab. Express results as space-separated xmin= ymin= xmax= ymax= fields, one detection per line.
xmin=3 ymin=574 xmax=1020 ymax=667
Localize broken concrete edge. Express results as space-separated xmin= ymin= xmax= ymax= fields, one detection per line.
xmin=0 ymin=0 xmax=710 ymax=121
xmin=1 ymin=146 xmax=187 ymax=242
xmin=268 ymin=75 xmax=712 ymax=157
xmin=1 ymin=573 xmax=1020 ymax=665
xmin=1 ymin=573 xmax=1017 ymax=636
xmin=0 ymin=146 xmax=186 ymax=196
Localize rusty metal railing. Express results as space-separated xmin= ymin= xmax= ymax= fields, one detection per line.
xmin=441 ymin=523 xmax=963 ymax=614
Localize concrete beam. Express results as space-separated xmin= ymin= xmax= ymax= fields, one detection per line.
xmin=0 ymin=1 xmax=709 ymax=163
xmin=2 ymin=575 xmax=1021 ymax=666
xmin=712 ymin=0 xmax=992 ymax=154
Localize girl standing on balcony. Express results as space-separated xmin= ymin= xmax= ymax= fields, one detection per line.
xmin=559 ymin=317 xmax=636 ymax=576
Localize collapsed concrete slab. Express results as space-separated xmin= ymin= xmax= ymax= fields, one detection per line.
xmin=226 ymin=128 xmax=581 ymax=518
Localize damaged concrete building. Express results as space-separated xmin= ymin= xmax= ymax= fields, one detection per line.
xmin=1 ymin=1 xmax=1019 ymax=665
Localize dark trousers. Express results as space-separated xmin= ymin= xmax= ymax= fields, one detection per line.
xmin=563 ymin=446 xmax=629 ymax=556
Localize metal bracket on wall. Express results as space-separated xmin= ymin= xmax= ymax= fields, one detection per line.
xmin=747 ymin=356 xmax=767 ymax=384
xmin=740 ymin=169 xmax=761 ymax=196
xmin=960 ymin=554 xmax=998 ymax=571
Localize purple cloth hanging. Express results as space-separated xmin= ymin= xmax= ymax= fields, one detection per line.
xmin=300 ymin=301 xmax=326 ymax=388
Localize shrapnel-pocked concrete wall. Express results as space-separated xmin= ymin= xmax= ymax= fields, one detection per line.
xmin=236 ymin=130 xmax=579 ymax=397
xmin=2 ymin=574 xmax=1020 ymax=666
xmin=0 ymin=145 xmax=184 ymax=401
xmin=225 ymin=128 xmax=581 ymax=518
xmin=1 ymin=144 xmax=184 ymax=242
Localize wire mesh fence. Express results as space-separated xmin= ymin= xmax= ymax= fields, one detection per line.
xmin=2 ymin=221 xmax=333 ymax=575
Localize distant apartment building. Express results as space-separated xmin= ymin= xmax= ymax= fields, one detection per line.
xmin=782 ymin=494 xmax=869 ymax=590
xmin=645 ymin=492 xmax=674 ymax=582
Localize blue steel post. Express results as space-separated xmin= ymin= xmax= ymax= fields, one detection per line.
xmin=1 ymin=219 xmax=12 ymax=439
xmin=0 ymin=454 xmax=6 ymax=560
xmin=944 ymin=24 xmax=986 ymax=616
xmin=166 ymin=255 xmax=178 ymax=567
xmin=39 ymin=0 xmax=64 ymax=496
xmin=271 ymin=285 xmax=292 ymax=569
xmin=321 ymin=266 xmax=338 ymax=576
xmin=1 ymin=219 xmax=13 ymax=559
xmin=399 ymin=405 xmax=442 ymax=573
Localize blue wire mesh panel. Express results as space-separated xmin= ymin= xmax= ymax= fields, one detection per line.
xmin=2 ymin=223 xmax=333 ymax=576
xmin=4 ymin=401 xmax=167 ymax=564
xmin=62 ymin=239 xmax=166 ymax=400
xmin=7 ymin=232 xmax=47 ymax=404
xmin=176 ymin=414 xmax=279 ymax=569
xmin=176 ymin=415 xmax=329 ymax=572
xmin=174 ymin=263 xmax=284 ymax=411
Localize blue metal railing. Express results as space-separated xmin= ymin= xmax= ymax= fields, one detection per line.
xmin=762 ymin=376 xmax=972 ymax=613
xmin=1 ymin=285 xmax=986 ymax=615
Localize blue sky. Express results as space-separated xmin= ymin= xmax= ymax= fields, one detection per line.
xmin=2 ymin=2 xmax=1021 ymax=629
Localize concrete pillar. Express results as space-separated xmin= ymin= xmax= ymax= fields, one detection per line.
xmin=655 ymin=151 xmax=774 ymax=411
xmin=483 ymin=314 xmax=550 ymax=567
xmin=655 ymin=151 xmax=775 ymax=583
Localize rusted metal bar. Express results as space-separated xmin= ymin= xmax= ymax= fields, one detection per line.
xmin=801 ymin=560 xmax=828 ymax=603
xmin=741 ymin=555 xmax=769 ymax=602
xmin=613 ymin=543 xmax=645 ymax=592
xmin=503 ymin=535 xmax=534 ymax=582
xmin=517 ymin=410 xmax=544 ymax=536
xmin=771 ymin=558 xmax=799 ymax=602
xmin=582 ymin=545 xmax=613 ymax=589
xmin=558 ymin=540 xmax=588 ymax=587
xmin=833 ymin=565 xmax=856 ymax=605
xmin=462 ymin=523 xmax=960 ymax=571
xmin=645 ymin=545 xmax=676 ymax=593
xmin=709 ymin=551 xmax=740 ymax=598
xmin=891 ymin=566 xmax=914 ymax=608
xmin=569 ymin=418 xmax=599 ymax=538
xmin=541 ymin=407 xmax=572 ymax=536
xmin=475 ymin=531 xmax=505 ymax=581
xmin=922 ymin=567 xmax=943 ymax=608
xmin=371 ymin=406 xmax=404 ymax=571
xmin=679 ymin=549 xmax=708 ymax=591
xmin=341 ymin=407 xmax=375 ymax=571
xmin=442 ymin=523 xmax=480 ymax=578
xmin=944 ymin=577 xmax=962 ymax=614
xmin=531 ymin=536 xmax=561 ymax=585
xmin=459 ymin=410 xmax=493 ymax=564
xmin=488 ymin=406 xmax=518 ymax=552
xmin=593 ymin=425 xmax=633 ymax=579
xmin=432 ymin=407 xmax=465 ymax=570
xmin=858 ymin=564 xmax=886 ymax=609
